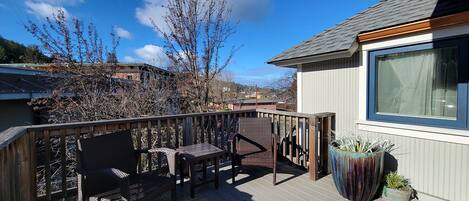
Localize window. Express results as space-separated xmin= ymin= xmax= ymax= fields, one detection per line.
xmin=368 ymin=37 xmax=469 ymax=129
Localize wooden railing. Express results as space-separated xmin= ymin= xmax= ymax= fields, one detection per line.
xmin=0 ymin=109 xmax=334 ymax=201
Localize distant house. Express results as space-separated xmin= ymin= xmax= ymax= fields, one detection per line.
xmin=227 ymin=99 xmax=288 ymax=111
xmin=269 ymin=1 xmax=469 ymax=200
xmin=0 ymin=63 xmax=173 ymax=131
xmin=0 ymin=66 xmax=55 ymax=131
xmin=0 ymin=63 xmax=171 ymax=82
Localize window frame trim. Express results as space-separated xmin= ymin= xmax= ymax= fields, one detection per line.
xmin=367 ymin=38 xmax=469 ymax=129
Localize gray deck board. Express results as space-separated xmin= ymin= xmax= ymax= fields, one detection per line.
xmin=162 ymin=162 xmax=352 ymax=201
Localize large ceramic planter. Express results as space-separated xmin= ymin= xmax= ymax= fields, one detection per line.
xmin=329 ymin=145 xmax=384 ymax=201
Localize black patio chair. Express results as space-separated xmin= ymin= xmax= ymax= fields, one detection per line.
xmin=77 ymin=130 xmax=177 ymax=201
xmin=228 ymin=117 xmax=279 ymax=185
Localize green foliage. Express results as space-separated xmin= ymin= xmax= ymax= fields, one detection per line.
xmin=385 ymin=172 xmax=410 ymax=191
xmin=332 ymin=136 xmax=395 ymax=153
xmin=0 ymin=36 xmax=51 ymax=63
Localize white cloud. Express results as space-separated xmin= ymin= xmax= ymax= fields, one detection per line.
xmin=135 ymin=0 xmax=169 ymax=36
xmin=39 ymin=0 xmax=84 ymax=6
xmin=114 ymin=27 xmax=132 ymax=39
xmin=25 ymin=1 xmax=69 ymax=19
xmin=135 ymin=0 xmax=271 ymax=37
xmin=134 ymin=44 xmax=169 ymax=67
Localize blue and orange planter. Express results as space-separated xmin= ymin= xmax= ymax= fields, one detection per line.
xmin=329 ymin=145 xmax=384 ymax=201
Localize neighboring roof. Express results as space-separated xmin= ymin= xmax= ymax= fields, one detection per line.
xmin=0 ymin=73 xmax=56 ymax=100
xmin=268 ymin=0 xmax=469 ymax=66
xmin=228 ymin=99 xmax=280 ymax=105
xmin=0 ymin=63 xmax=171 ymax=75
xmin=0 ymin=65 xmax=47 ymax=76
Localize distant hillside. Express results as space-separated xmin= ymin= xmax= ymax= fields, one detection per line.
xmin=0 ymin=36 xmax=51 ymax=63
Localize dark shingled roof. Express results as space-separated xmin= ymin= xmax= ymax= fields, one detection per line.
xmin=0 ymin=73 xmax=58 ymax=100
xmin=268 ymin=0 xmax=469 ymax=64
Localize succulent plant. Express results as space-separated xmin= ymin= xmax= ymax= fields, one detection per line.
xmin=331 ymin=136 xmax=395 ymax=153
xmin=385 ymin=172 xmax=411 ymax=191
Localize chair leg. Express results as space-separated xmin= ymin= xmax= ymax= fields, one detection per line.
xmin=171 ymin=188 xmax=177 ymax=201
xmin=179 ymin=158 xmax=184 ymax=187
xmin=273 ymin=151 xmax=278 ymax=185
xmin=273 ymin=164 xmax=277 ymax=185
xmin=231 ymin=155 xmax=236 ymax=183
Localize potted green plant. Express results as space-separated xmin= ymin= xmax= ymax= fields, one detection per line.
xmin=329 ymin=136 xmax=394 ymax=201
xmin=382 ymin=172 xmax=412 ymax=201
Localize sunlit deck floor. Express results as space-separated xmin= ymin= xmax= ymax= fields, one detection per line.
xmin=162 ymin=162 xmax=352 ymax=201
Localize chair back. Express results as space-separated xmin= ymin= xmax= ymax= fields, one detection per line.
xmin=238 ymin=118 xmax=273 ymax=151
xmin=77 ymin=130 xmax=137 ymax=175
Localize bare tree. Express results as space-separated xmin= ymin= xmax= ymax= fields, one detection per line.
xmin=272 ymin=72 xmax=297 ymax=105
xmin=154 ymin=0 xmax=237 ymax=112
xmin=25 ymin=11 xmax=179 ymax=195
xmin=25 ymin=10 xmax=177 ymax=123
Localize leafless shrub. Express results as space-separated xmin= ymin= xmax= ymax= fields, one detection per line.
xmin=25 ymin=10 xmax=178 ymax=123
xmin=25 ymin=10 xmax=179 ymax=196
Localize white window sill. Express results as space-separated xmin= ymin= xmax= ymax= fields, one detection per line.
xmin=356 ymin=120 xmax=469 ymax=145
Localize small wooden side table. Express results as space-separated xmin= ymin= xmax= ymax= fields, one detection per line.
xmin=177 ymin=143 xmax=225 ymax=198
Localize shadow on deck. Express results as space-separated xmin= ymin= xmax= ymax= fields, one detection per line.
xmin=160 ymin=162 xmax=348 ymax=201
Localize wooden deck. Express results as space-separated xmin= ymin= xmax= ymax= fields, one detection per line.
xmin=163 ymin=162 xmax=350 ymax=201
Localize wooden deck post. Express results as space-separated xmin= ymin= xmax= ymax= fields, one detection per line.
xmin=308 ymin=117 xmax=318 ymax=181
xmin=0 ymin=128 xmax=35 ymax=201
xmin=183 ymin=117 xmax=193 ymax=146
xmin=321 ymin=116 xmax=333 ymax=174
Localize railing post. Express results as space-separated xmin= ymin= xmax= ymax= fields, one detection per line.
xmin=183 ymin=117 xmax=193 ymax=146
xmin=321 ymin=116 xmax=331 ymax=174
xmin=0 ymin=128 xmax=35 ymax=201
xmin=308 ymin=117 xmax=319 ymax=181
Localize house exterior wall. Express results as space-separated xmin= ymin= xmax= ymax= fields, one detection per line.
xmin=231 ymin=103 xmax=277 ymax=111
xmin=0 ymin=100 xmax=36 ymax=132
xmin=299 ymin=53 xmax=360 ymax=137
xmin=299 ymin=24 xmax=469 ymax=201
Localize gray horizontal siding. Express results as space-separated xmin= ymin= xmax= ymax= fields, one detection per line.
xmin=301 ymin=53 xmax=360 ymax=137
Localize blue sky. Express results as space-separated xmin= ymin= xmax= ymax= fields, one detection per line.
xmin=0 ymin=0 xmax=378 ymax=85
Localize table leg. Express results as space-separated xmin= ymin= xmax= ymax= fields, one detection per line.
xmin=179 ymin=158 xmax=184 ymax=187
xmin=214 ymin=156 xmax=219 ymax=189
xmin=189 ymin=161 xmax=196 ymax=198
xmin=202 ymin=160 xmax=207 ymax=181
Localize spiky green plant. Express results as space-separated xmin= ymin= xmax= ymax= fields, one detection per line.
xmin=331 ymin=136 xmax=395 ymax=153
xmin=385 ymin=172 xmax=410 ymax=191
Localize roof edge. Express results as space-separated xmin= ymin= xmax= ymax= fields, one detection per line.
xmin=268 ymin=42 xmax=359 ymax=67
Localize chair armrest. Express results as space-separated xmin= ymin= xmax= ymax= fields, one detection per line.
xmin=271 ymin=133 xmax=279 ymax=143
xmin=227 ymin=133 xmax=240 ymax=142
xmin=149 ymin=148 xmax=178 ymax=175
xmin=227 ymin=133 xmax=240 ymax=153
xmin=78 ymin=168 xmax=131 ymax=199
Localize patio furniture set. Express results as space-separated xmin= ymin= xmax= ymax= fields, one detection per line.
xmin=76 ymin=118 xmax=278 ymax=201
